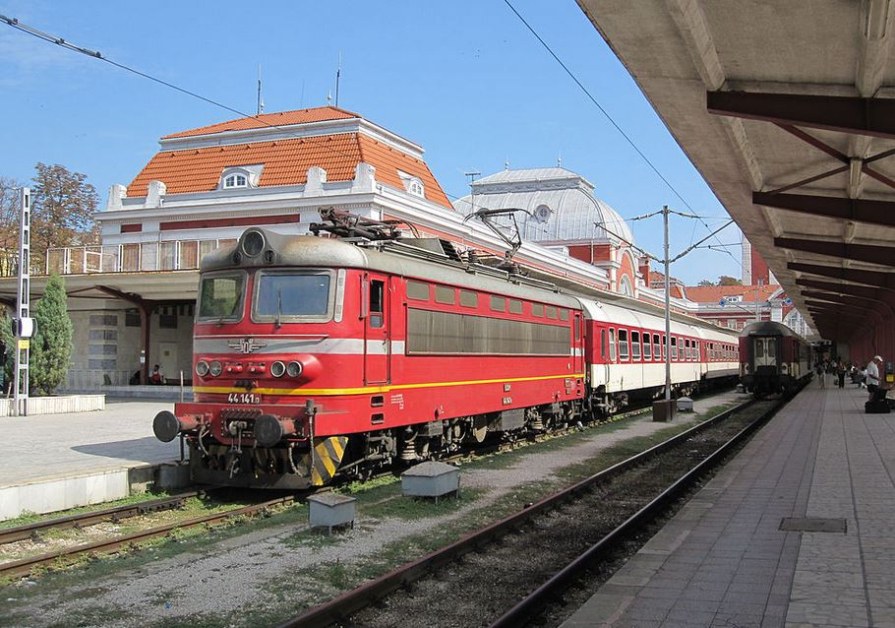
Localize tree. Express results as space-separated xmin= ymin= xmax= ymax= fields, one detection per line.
xmin=0 ymin=306 xmax=13 ymax=392
xmin=30 ymin=163 xmax=99 ymax=272
xmin=29 ymin=274 xmax=73 ymax=395
xmin=697 ymin=279 xmax=714 ymax=287
xmin=0 ymin=177 xmax=26 ymax=275
xmin=718 ymin=275 xmax=742 ymax=286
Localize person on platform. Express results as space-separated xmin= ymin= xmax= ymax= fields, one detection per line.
xmin=836 ymin=360 xmax=846 ymax=388
xmin=149 ymin=364 xmax=166 ymax=385
xmin=865 ymin=355 xmax=883 ymax=398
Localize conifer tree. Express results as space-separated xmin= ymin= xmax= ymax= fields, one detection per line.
xmin=30 ymin=274 xmax=72 ymax=395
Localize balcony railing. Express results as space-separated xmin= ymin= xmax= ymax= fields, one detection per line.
xmin=43 ymin=238 xmax=237 ymax=275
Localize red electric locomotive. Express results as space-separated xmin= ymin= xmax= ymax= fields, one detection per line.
xmin=154 ymin=224 xmax=586 ymax=488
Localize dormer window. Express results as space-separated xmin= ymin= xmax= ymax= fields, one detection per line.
xmin=397 ymin=170 xmax=425 ymax=198
xmin=219 ymin=165 xmax=263 ymax=191
xmin=224 ymin=173 xmax=248 ymax=189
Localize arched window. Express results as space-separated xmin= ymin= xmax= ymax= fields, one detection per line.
xmin=223 ymin=173 xmax=248 ymax=189
xmin=408 ymin=179 xmax=424 ymax=197
xmin=219 ymin=165 xmax=262 ymax=191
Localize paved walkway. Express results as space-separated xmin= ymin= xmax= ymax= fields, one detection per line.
xmin=562 ymin=382 xmax=895 ymax=627
xmin=1 ymin=400 xmax=182 ymax=487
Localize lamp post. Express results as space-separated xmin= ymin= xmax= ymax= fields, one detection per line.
xmin=593 ymin=202 xmax=732 ymax=420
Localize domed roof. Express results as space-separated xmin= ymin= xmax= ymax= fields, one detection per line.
xmin=453 ymin=167 xmax=634 ymax=246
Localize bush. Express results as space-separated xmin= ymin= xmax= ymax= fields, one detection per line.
xmin=30 ymin=274 xmax=73 ymax=395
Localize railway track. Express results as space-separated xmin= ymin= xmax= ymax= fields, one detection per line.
xmin=0 ymin=491 xmax=203 ymax=546
xmin=282 ymin=395 xmax=786 ymax=628
xmin=0 ymin=493 xmax=295 ymax=579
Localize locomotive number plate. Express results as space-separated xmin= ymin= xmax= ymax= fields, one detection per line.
xmin=227 ymin=392 xmax=262 ymax=404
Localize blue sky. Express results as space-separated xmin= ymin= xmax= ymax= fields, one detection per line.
xmin=0 ymin=0 xmax=742 ymax=285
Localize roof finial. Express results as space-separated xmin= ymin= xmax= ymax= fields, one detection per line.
xmin=504 ymin=158 xmax=509 ymax=170
xmin=335 ymin=52 xmax=342 ymax=107
xmin=326 ymin=90 xmax=332 ymax=105
xmin=557 ymin=154 xmax=562 ymax=168
xmin=256 ymin=64 xmax=264 ymax=115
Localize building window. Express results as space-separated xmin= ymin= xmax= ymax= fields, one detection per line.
xmin=224 ymin=173 xmax=248 ymax=189
xmin=220 ymin=165 xmax=262 ymax=190
xmin=408 ymin=178 xmax=424 ymax=197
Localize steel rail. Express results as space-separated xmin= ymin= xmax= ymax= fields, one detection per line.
xmin=281 ymin=399 xmax=757 ymax=628
xmin=490 ymin=396 xmax=787 ymax=627
xmin=0 ymin=491 xmax=202 ymax=546
xmin=0 ymin=495 xmax=294 ymax=579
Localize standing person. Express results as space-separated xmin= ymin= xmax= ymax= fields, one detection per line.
xmin=866 ymin=355 xmax=883 ymax=398
xmin=837 ymin=360 xmax=846 ymax=388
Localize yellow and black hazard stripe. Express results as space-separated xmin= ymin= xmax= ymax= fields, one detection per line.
xmin=310 ymin=436 xmax=349 ymax=486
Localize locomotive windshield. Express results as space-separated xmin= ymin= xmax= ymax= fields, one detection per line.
xmin=253 ymin=270 xmax=332 ymax=322
xmin=197 ymin=272 xmax=246 ymax=321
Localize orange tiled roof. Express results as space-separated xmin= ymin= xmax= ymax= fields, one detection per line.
xmin=127 ymin=133 xmax=452 ymax=208
xmin=162 ymin=107 xmax=361 ymax=139
xmin=684 ymin=284 xmax=780 ymax=303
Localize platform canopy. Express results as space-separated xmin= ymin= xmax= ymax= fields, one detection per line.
xmin=579 ymin=0 xmax=895 ymax=341
xmin=0 ymin=270 xmax=199 ymax=306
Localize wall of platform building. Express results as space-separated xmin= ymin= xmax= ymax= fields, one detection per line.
xmin=64 ymin=296 xmax=195 ymax=390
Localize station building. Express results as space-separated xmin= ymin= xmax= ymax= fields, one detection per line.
xmin=2 ymin=106 xmax=810 ymax=392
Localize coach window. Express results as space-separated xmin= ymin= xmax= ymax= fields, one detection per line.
xmin=369 ymin=280 xmax=384 ymax=328
xmin=671 ymin=336 xmax=678 ymax=360
xmin=608 ymin=328 xmax=617 ymax=362
xmin=459 ymin=290 xmax=477 ymax=307
xmin=407 ymin=280 xmax=429 ymax=301
xmin=618 ymin=329 xmax=629 ymax=360
xmin=631 ymin=331 xmax=641 ymax=360
xmin=643 ymin=333 xmax=652 ymax=360
xmin=653 ymin=334 xmax=661 ymax=360
xmin=600 ymin=329 xmax=607 ymax=360
xmin=435 ymin=285 xmax=455 ymax=305
xmin=684 ymin=339 xmax=690 ymax=360
xmin=767 ymin=338 xmax=776 ymax=357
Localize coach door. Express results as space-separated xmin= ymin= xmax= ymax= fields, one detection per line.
xmin=754 ymin=336 xmax=776 ymax=370
xmin=363 ymin=273 xmax=391 ymax=384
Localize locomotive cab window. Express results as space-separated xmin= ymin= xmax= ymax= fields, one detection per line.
xmin=369 ymin=279 xmax=385 ymax=328
xmin=253 ymin=271 xmax=332 ymax=322
xmin=197 ymin=271 xmax=246 ymax=322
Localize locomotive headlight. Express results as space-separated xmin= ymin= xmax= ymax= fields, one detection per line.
xmin=209 ymin=360 xmax=223 ymax=377
xmin=271 ymin=360 xmax=286 ymax=378
xmin=781 ymin=364 xmax=788 ymax=374
xmin=286 ymin=361 xmax=303 ymax=378
xmin=196 ymin=361 xmax=210 ymax=377
xmin=241 ymin=230 xmax=265 ymax=257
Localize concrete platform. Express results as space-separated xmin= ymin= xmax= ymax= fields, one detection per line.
xmin=562 ymin=382 xmax=895 ymax=627
xmin=0 ymin=400 xmax=184 ymax=521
